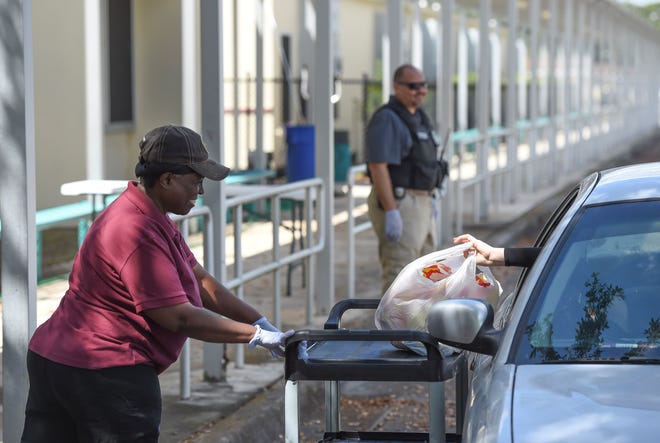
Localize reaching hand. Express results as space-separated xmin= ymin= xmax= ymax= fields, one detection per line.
xmin=453 ymin=234 xmax=505 ymax=266
xmin=251 ymin=317 xmax=286 ymax=357
xmin=248 ymin=325 xmax=295 ymax=358
xmin=384 ymin=209 xmax=403 ymax=242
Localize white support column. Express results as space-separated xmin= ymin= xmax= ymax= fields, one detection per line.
xmin=586 ymin=4 xmax=595 ymax=160
xmin=562 ymin=0 xmax=573 ymax=172
xmin=182 ymin=0 xmax=198 ymax=129
xmin=457 ymin=11 xmax=468 ymax=132
xmin=575 ymin=0 xmax=585 ymax=161
xmin=476 ymin=0 xmax=491 ymax=221
xmin=625 ymin=30 xmax=634 ymax=137
xmin=548 ymin=0 xmax=558 ymax=182
xmin=255 ymin=0 xmax=265 ymax=171
xmin=596 ymin=9 xmax=605 ymax=141
xmin=179 ymin=0 xmax=198 ymax=398
xmin=630 ymin=31 xmax=639 ymax=135
xmin=438 ymin=0 xmax=454 ymax=244
xmin=516 ymin=40 xmax=527 ymax=123
xmin=612 ymin=19 xmax=621 ymax=140
xmin=607 ymin=14 xmax=618 ymax=142
xmin=1 ymin=1 xmax=37 ymax=441
xmin=312 ymin=0 xmax=334 ymax=315
xmin=505 ymin=0 xmax=518 ymax=202
xmin=85 ymin=0 xmax=103 ymax=179
xmin=385 ymin=0 xmax=403 ymax=99
xmin=539 ymin=35 xmax=549 ymax=119
xmin=591 ymin=8 xmax=599 ymax=128
xmin=232 ymin=0 xmax=240 ymax=166
xmin=527 ymin=0 xmax=539 ymax=192
xmin=438 ymin=0 xmax=454 ymax=137
xmin=411 ymin=2 xmax=423 ymax=69
xmin=490 ymin=30 xmax=501 ymax=128
xmin=632 ymin=39 xmax=646 ymax=129
xmin=200 ymin=0 xmax=226 ymax=382
xmin=300 ymin=0 xmax=315 ymax=122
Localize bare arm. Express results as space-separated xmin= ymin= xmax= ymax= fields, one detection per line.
xmin=143 ymin=302 xmax=256 ymax=343
xmin=453 ymin=234 xmax=506 ymax=266
xmin=192 ymin=263 xmax=262 ymax=324
xmin=368 ymin=162 xmax=397 ymax=211
xmin=142 ymin=263 xmax=265 ymax=343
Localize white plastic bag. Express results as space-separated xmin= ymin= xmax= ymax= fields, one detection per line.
xmin=375 ymin=243 xmax=502 ymax=333
xmin=445 ymin=253 xmax=501 ymax=302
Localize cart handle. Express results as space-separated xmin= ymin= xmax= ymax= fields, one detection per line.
xmin=324 ymin=298 xmax=380 ymax=329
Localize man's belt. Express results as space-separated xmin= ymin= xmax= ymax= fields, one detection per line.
xmin=394 ymin=187 xmax=437 ymax=198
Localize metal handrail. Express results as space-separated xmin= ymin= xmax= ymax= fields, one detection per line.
xmin=169 ymin=179 xmax=326 ymax=395
xmin=224 ymin=178 xmax=324 ymax=367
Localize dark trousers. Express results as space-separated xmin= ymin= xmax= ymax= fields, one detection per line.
xmin=21 ymin=350 xmax=161 ymax=443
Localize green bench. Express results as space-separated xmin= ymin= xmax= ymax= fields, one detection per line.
xmin=0 ymin=199 xmax=107 ymax=282
xmin=0 ymin=169 xmax=277 ymax=282
xmin=225 ymin=168 xmax=276 ymax=184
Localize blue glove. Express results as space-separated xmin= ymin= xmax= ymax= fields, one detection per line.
xmin=253 ymin=316 xmax=279 ymax=333
xmin=248 ymin=325 xmax=294 ymax=358
xmin=385 ymin=209 xmax=403 ymax=242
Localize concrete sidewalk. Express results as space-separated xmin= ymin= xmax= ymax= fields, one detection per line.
xmin=6 ymin=129 xmax=660 ymax=443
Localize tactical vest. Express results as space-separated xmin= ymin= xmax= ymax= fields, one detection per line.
xmin=377 ymin=98 xmax=441 ymax=191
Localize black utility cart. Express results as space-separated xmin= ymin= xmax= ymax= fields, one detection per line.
xmin=284 ymin=299 xmax=468 ymax=443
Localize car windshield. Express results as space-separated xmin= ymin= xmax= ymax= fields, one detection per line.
xmin=515 ymin=200 xmax=660 ymax=364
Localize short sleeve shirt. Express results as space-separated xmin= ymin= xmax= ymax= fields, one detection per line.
xmin=29 ymin=181 xmax=201 ymax=374
xmin=365 ymin=97 xmax=421 ymax=165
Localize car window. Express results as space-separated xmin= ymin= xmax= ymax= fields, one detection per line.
xmin=496 ymin=186 xmax=581 ymax=329
xmin=515 ymin=199 xmax=660 ymax=363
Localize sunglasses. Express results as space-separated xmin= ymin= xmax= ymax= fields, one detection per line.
xmin=397 ymin=81 xmax=428 ymax=91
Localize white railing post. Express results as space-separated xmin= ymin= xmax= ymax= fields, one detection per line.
xmin=346 ymin=164 xmax=371 ymax=300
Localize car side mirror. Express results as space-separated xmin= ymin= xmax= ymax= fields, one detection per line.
xmin=427 ymin=299 xmax=500 ymax=356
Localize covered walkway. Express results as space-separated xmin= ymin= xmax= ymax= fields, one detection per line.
xmin=2 ymin=1 xmax=660 ymax=441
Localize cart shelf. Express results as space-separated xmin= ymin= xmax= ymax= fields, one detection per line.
xmin=284 ymin=299 xmax=468 ymax=443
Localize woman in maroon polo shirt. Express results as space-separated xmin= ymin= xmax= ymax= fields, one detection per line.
xmin=21 ymin=125 xmax=291 ymax=443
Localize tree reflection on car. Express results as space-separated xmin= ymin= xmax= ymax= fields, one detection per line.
xmin=525 ymin=271 xmax=660 ymax=362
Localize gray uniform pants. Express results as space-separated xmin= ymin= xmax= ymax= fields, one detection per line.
xmin=367 ymin=187 xmax=437 ymax=295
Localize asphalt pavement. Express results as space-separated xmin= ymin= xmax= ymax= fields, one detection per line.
xmin=19 ymin=128 xmax=660 ymax=443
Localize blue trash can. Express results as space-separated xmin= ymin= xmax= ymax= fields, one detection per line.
xmin=286 ymin=125 xmax=315 ymax=182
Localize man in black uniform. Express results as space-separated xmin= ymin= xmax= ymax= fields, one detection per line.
xmin=366 ymin=64 xmax=448 ymax=294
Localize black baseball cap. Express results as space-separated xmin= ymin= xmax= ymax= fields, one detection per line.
xmin=135 ymin=125 xmax=230 ymax=180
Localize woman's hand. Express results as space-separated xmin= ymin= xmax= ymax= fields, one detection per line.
xmin=453 ymin=234 xmax=506 ymax=266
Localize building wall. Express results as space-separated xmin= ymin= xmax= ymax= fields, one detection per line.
xmin=32 ymin=0 xmax=185 ymax=209
xmin=108 ymin=0 xmax=182 ymax=179
xmin=30 ymin=0 xmax=388 ymax=208
xmin=33 ymin=0 xmax=87 ymax=209
xmin=336 ymin=0 xmax=383 ymax=162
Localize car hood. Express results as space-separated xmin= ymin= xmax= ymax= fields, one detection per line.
xmin=512 ymin=365 xmax=660 ymax=442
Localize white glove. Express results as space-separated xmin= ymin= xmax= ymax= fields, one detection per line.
xmin=439 ymin=175 xmax=449 ymax=198
xmin=384 ymin=209 xmax=403 ymax=242
xmin=248 ymin=325 xmax=294 ymax=358
xmin=251 ymin=317 xmax=284 ymax=358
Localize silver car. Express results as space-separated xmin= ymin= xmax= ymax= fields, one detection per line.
xmin=428 ymin=162 xmax=660 ymax=442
